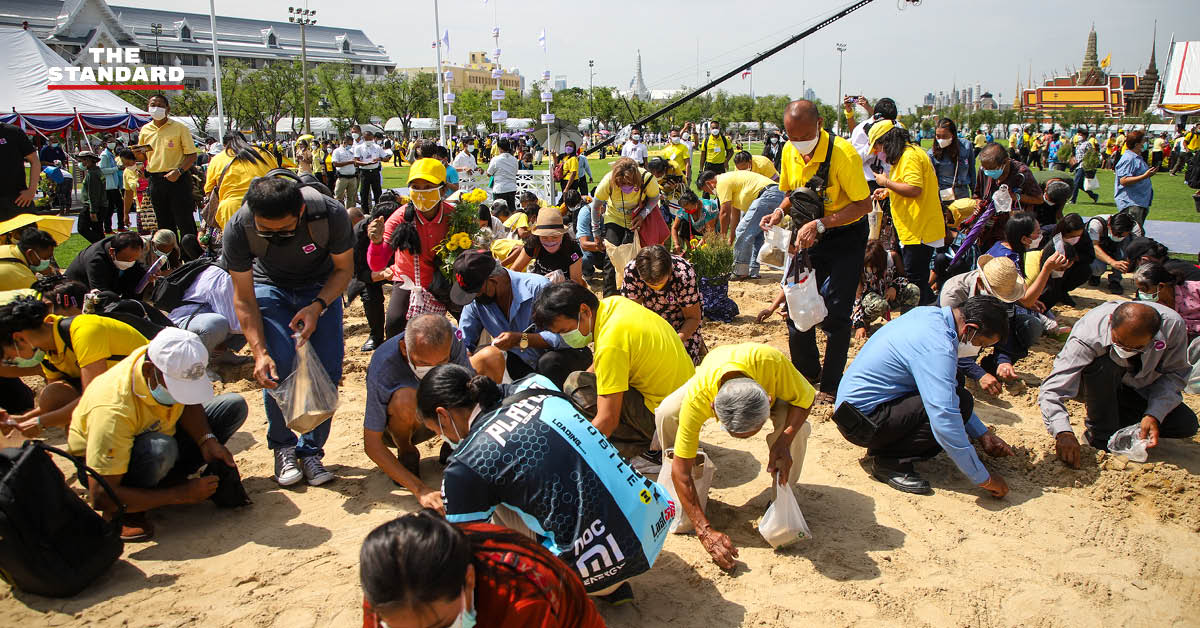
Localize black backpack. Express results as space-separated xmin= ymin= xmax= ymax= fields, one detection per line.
xmin=0 ymin=441 xmax=125 ymax=597
xmin=241 ymin=169 xmax=334 ymax=259
xmin=149 ymin=257 xmax=226 ymax=312
xmin=41 ymin=309 xmax=169 ymax=377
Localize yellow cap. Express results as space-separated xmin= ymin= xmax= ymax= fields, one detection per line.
xmin=867 ymin=119 xmax=895 ymax=148
xmin=408 ymin=158 xmax=446 ymax=186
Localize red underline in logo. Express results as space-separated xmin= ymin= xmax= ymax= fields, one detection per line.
xmin=47 ymin=84 xmax=185 ymax=91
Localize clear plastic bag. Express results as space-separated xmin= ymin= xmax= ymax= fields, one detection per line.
xmin=759 ymin=476 xmax=812 ymax=548
xmin=757 ymin=226 xmax=790 ymax=269
xmin=268 ymin=337 xmax=339 ymax=434
xmin=1106 ymin=424 xmax=1150 ymax=463
xmin=783 ymin=256 xmax=827 ymax=333
xmin=992 ymin=184 xmax=1013 ymax=213
xmin=1083 ymin=176 xmax=1100 ymax=192
xmin=656 ymin=449 xmax=716 ymax=534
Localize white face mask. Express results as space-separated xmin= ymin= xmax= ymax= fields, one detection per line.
xmin=682 ymin=133 xmax=691 ymax=141
xmin=1111 ymin=344 xmax=1143 ymax=359
xmin=710 ymin=128 xmax=720 ymax=136
xmin=790 ymin=135 xmax=819 ymax=155
xmin=405 ymin=349 xmax=436 ymax=381
xmin=1028 ymin=233 xmax=1043 ymax=248
xmin=440 ymin=405 xmax=482 ymax=451
xmin=670 ymin=136 xmax=680 ymax=144
xmin=107 ymin=142 xmax=116 ymax=150
xmin=351 ymin=132 xmax=360 ymax=140
xmin=1064 ymin=235 xmax=1081 ymax=245
xmin=149 ymin=106 xmax=167 ymax=121
xmin=113 ymin=259 xmax=135 ymax=270
xmin=936 ymin=137 xmax=954 ymax=148
xmin=631 ymin=134 xmax=641 ymax=141
xmin=958 ymin=327 xmax=982 ymax=357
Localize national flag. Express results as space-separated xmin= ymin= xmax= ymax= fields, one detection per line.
xmin=1100 ymin=53 xmax=1111 ymax=69
xmin=741 ymin=69 xmax=752 ymax=79
xmin=441 ymin=29 xmax=450 ymax=50
xmin=538 ymin=28 xmax=546 ymax=50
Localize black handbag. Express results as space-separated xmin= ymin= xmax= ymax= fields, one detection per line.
xmin=830 ymin=401 xmax=881 ymax=447
xmin=0 ymin=441 xmax=125 ymax=597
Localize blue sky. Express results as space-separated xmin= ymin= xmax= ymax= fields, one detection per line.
xmin=116 ymin=0 xmax=1196 ymax=111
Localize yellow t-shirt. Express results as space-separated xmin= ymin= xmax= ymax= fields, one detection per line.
xmin=888 ymin=144 xmax=947 ymax=246
xmin=701 ymin=134 xmax=731 ymax=164
xmin=593 ymin=169 xmax=662 ymax=227
xmin=593 ymin=296 xmax=694 ymax=414
xmin=491 ymin=238 xmax=523 ymax=267
xmin=503 ymin=212 xmax=530 ymax=232
xmin=715 ymin=170 xmax=775 ymax=212
xmin=673 ymin=343 xmax=815 ymax=459
xmin=204 ymin=148 xmax=275 ymax=228
xmin=0 ymin=245 xmax=35 ymax=291
xmin=1186 ymin=132 xmax=1200 ymax=151
xmin=67 ymin=347 xmax=186 ymax=476
xmin=749 ymin=155 xmax=778 ymax=180
xmin=122 ymin=166 xmax=139 ymax=193
xmin=974 ymin=133 xmax=987 ymax=148
xmin=1024 ymin=248 xmax=1043 ymax=280
xmin=561 ymin=155 xmax=579 ymax=178
xmin=660 ymin=143 xmax=690 ymax=176
xmin=1029 ymin=136 xmax=1040 ymax=151
xmin=778 ymin=130 xmax=870 ymax=220
xmin=137 ymin=119 xmax=197 ymax=173
xmin=42 ymin=314 xmax=149 ymax=382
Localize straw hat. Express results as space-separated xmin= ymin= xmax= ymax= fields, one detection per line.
xmin=531 ymin=207 xmax=567 ymax=237
xmin=976 ymin=254 xmax=1026 ymax=302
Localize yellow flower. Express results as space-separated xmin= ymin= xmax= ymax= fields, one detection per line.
xmin=445 ymin=239 xmax=459 ymax=252
xmin=469 ymin=189 xmax=488 ymax=202
xmin=689 ymin=238 xmax=700 ymax=248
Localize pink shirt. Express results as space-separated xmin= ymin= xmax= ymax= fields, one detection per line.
xmin=366 ymin=202 xmax=452 ymax=288
xmin=1175 ymin=281 xmax=1200 ymax=338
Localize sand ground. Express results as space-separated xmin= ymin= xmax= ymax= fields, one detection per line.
xmin=2 ymin=273 xmax=1198 ymax=628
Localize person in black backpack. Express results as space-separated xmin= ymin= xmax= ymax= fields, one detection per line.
xmin=221 ymin=175 xmax=354 ymax=488
xmin=152 ymin=257 xmax=249 ymax=367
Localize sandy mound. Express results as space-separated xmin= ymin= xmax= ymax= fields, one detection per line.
xmin=2 ymin=274 xmax=1198 ymax=627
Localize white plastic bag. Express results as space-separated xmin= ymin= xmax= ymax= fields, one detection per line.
xmin=656 ymin=449 xmax=716 ymax=534
xmin=757 ymin=226 xmax=790 ymax=268
xmin=758 ymin=477 xmax=811 ymax=548
xmin=268 ymin=337 xmax=339 ymax=434
xmin=605 ymin=231 xmax=642 ymax=290
xmin=1083 ymin=176 xmax=1100 ymax=192
xmin=992 ymin=184 xmax=1013 ymax=213
xmin=1106 ymin=424 xmax=1150 ymax=463
xmin=783 ymin=256 xmax=827 ymax=332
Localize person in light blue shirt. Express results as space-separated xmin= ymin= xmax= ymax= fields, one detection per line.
xmin=98 ymin=134 xmax=124 ymax=232
xmin=1113 ymin=130 xmax=1155 ymax=227
xmin=574 ymin=199 xmax=606 ymax=275
xmin=452 ymin=250 xmax=592 ymax=388
xmin=832 ymin=296 xmax=1016 ymax=496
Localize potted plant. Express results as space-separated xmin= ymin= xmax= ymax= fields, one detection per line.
xmin=685 ymin=237 xmax=739 ymax=322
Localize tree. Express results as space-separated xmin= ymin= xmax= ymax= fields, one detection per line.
xmin=219 ymin=59 xmax=253 ymax=136
xmin=375 ymin=72 xmax=436 ymax=139
xmin=240 ymin=61 xmax=302 ymax=139
xmin=172 ymin=89 xmax=218 ymax=139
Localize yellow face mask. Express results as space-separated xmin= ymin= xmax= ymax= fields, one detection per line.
xmin=410 ymin=185 xmax=444 ymax=212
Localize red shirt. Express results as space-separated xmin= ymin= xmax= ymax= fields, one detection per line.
xmin=361 ymin=523 xmax=605 ymax=628
xmin=366 ymin=201 xmax=452 ymax=288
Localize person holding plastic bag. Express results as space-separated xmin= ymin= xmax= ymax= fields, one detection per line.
xmin=223 ymin=175 xmax=354 ymax=488
xmin=833 ymin=296 xmax=1016 ymax=496
xmin=654 ymin=343 xmax=815 ymax=570
xmin=418 ymin=364 xmax=675 ymax=606
xmin=588 ymin=157 xmax=662 ymax=296
xmin=1039 ymin=301 xmax=1197 ymax=468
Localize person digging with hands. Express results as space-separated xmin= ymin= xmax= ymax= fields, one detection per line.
xmin=654 ymin=343 xmax=815 ymax=570
xmin=222 ymin=175 xmax=354 ymax=488
xmin=64 ymin=327 xmax=248 ymax=541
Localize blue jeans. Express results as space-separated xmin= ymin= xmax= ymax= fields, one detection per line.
xmin=123 ymin=393 xmax=249 ymax=488
xmin=256 ymin=283 xmax=345 ymax=457
xmin=180 ymin=312 xmax=246 ymax=356
xmin=733 ymin=186 xmax=785 ymax=277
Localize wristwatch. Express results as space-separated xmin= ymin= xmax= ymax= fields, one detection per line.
xmin=199 ymin=433 xmax=217 ymax=447
xmin=814 ymin=219 xmax=827 ymax=235
xmin=519 ymin=332 xmax=529 ymax=350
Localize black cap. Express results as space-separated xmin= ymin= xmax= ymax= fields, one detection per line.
xmin=450 ymin=249 xmax=498 ymax=306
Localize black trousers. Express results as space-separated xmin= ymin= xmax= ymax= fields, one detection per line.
xmin=77 ymin=204 xmax=105 ymax=243
xmin=494 ymin=191 xmax=517 ymax=217
xmin=383 ymin=286 xmax=411 ymax=340
xmin=505 ymin=347 xmax=593 ymax=390
xmin=901 ymin=242 xmax=936 ymax=305
xmin=359 ymin=169 xmax=383 ymax=212
xmin=786 ymin=219 xmax=868 ymax=394
xmin=0 ymin=377 xmax=34 ymax=413
xmin=348 ymin=277 xmax=386 ymax=345
xmin=104 ymin=188 xmax=123 ymax=231
xmin=861 ymin=383 xmax=975 ymax=461
xmin=601 ymin=223 xmax=636 ymax=298
xmin=1078 ymin=354 xmax=1199 ymax=449
xmin=147 ymin=173 xmax=198 ymax=242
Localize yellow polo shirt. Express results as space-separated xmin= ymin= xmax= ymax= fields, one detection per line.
xmin=42 ymin=314 xmax=149 ymax=382
xmin=68 ymin=347 xmax=185 ymax=476
xmin=974 ymin=133 xmax=986 ymax=148
xmin=204 ymin=147 xmax=275 ymax=228
xmin=137 ymin=119 xmax=197 ymax=173
xmin=673 ymin=343 xmax=814 ymax=459
xmin=888 ymin=145 xmax=947 ymax=246
xmin=1187 ymin=132 xmax=1200 ymax=151
xmin=122 ymin=166 xmax=139 ymax=194
xmin=593 ymin=296 xmax=694 ymax=414
xmin=778 ymin=130 xmax=869 ymax=220
xmin=0 ymin=245 xmax=35 ymax=291
xmin=561 ymin=155 xmax=579 ymax=179
xmin=660 ymin=143 xmax=690 ymax=176
xmin=749 ymin=155 xmax=778 ymax=180
xmin=593 ymin=169 xmax=661 ymax=226
xmin=701 ymin=134 xmax=731 ymax=165
xmin=503 ymin=212 xmax=530 ymax=232
xmin=715 ymin=170 xmax=775 ymax=212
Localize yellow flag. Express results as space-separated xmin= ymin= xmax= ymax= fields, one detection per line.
xmin=1100 ymin=53 xmax=1111 ymax=69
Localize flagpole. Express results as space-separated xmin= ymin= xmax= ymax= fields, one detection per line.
xmin=433 ymin=0 xmax=446 ymax=145
xmin=209 ymin=0 xmax=225 ymax=136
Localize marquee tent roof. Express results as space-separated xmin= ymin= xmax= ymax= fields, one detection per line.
xmin=1158 ymin=41 xmax=1200 ymax=117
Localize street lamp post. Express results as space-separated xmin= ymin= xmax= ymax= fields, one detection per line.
xmin=588 ymin=59 xmax=594 ymax=137
xmin=835 ymin=43 xmax=847 ymax=135
xmin=150 ymin=23 xmax=164 ymax=84
xmin=288 ymin=5 xmax=316 ymax=136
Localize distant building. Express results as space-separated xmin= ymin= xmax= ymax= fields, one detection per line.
xmin=977 ymin=92 xmax=998 ymax=111
xmin=553 ymin=75 xmax=566 ymax=91
xmin=397 ymin=50 xmax=523 ymax=94
xmin=804 ymin=87 xmax=817 ymax=101
xmin=5 ymin=0 xmax=393 ymax=93
xmin=624 ymin=50 xmax=651 ymax=101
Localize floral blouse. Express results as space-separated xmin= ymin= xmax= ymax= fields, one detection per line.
xmin=621 ymin=255 xmax=707 ymax=363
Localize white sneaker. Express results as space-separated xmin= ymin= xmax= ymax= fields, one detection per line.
xmin=274 ymin=447 xmax=303 ymax=486
xmin=300 ymin=455 xmax=335 ymax=486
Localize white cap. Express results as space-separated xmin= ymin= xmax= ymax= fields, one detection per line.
xmin=146 ymin=327 xmax=213 ymax=405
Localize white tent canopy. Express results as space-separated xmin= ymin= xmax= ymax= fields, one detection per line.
xmin=1157 ymin=41 xmax=1200 ymax=117
xmin=0 ymin=26 xmax=147 ymax=116
xmin=384 ymin=117 xmax=438 ymax=133
xmin=275 ymin=117 xmax=339 ymax=135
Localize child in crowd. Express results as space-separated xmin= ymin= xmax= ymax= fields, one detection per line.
xmin=852 ymin=240 xmax=920 ymax=339
xmin=671 ymin=190 xmax=719 ymax=254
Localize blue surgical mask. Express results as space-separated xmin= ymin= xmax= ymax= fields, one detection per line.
xmin=8 ymin=343 xmax=45 ymax=368
xmin=983 ymin=168 xmax=1004 ymax=179
xmin=1137 ymin=290 xmax=1159 ymax=303
xmin=28 ymin=255 xmax=51 ymax=272
xmin=149 ymin=379 xmax=177 ymax=406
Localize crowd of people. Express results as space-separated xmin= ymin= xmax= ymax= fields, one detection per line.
xmin=1 ymin=90 xmax=1199 ymax=626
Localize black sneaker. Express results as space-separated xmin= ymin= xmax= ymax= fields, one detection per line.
xmin=1087 ymin=276 xmax=1101 ymax=287
xmin=598 ymin=582 xmax=634 ymax=606
xmin=638 ymin=449 xmax=663 ymax=467
xmin=1107 ymin=280 xmax=1123 ymax=295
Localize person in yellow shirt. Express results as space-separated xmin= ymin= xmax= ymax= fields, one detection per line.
xmin=699 ymin=121 xmax=733 ymax=173
xmin=866 ymin=120 xmax=945 ymax=304
xmin=558 ymin=140 xmax=582 ymax=197
xmin=67 ymin=327 xmax=247 ymax=541
xmin=0 ymin=295 xmax=149 ymax=438
xmin=533 ymin=282 xmax=694 ymax=464
xmin=589 ymin=158 xmax=662 ymax=296
xmin=0 ymin=228 xmax=56 ymax=291
xmin=660 ymin=128 xmax=692 ymax=182
xmin=761 ymin=99 xmax=872 ymax=404
xmin=732 ymin=150 xmax=779 ymax=181
xmin=134 ymin=94 xmax=199 ymax=244
xmin=203 ymin=132 xmax=275 ymax=229
xmin=697 ymin=168 xmax=783 ymax=278
xmin=1028 ymin=133 xmax=1042 ymax=169
xmin=653 ymin=342 xmax=814 ymax=570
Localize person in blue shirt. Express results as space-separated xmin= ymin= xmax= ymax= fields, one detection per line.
xmin=671 ymin=190 xmax=719 ymax=254
xmin=98 ymin=134 xmax=124 ymax=233
xmin=928 ymin=118 xmax=976 ymax=202
xmin=451 ymin=250 xmax=592 ymax=389
xmin=574 ymin=194 xmax=607 ymax=276
xmin=1114 ymin=130 xmax=1155 ymax=228
xmin=832 ymin=295 xmax=1016 ymax=495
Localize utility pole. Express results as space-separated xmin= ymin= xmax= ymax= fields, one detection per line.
xmin=151 ymin=23 xmax=163 ymax=85
xmin=836 ymin=42 xmax=847 ymax=134
xmin=288 ymin=4 xmax=316 ymax=135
